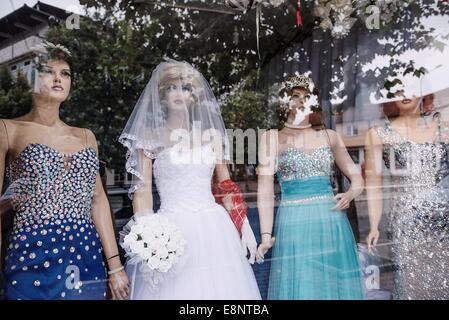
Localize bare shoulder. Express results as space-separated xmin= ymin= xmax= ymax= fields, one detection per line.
xmin=261 ymin=129 xmax=278 ymax=139
xmin=0 ymin=118 xmax=8 ymax=128
xmin=0 ymin=118 xmax=18 ymax=144
xmin=367 ymin=126 xmax=381 ymax=138
xmin=365 ymin=126 xmax=382 ymax=145
xmin=321 ymin=128 xmax=339 ymax=144
xmin=0 ymin=119 xmax=8 ymax=152
xmin=11 ymin=114 xmax=28 ymax=121
xmin=259 ymin=129 xmax=278 ymax=157
xmin=259 ymin=129 xmax=276 ymax=143
xmin=1 ymin=118 xmax=19 ymax=130
xmin=438 ymin=120 xmax=449 ymax=143
xmin=84 ymin=128 xmax=98 ymax=149
xmin=7 ymin=115 xmax=32 ymax=128
xmin=67 ymin=125 xmax=97 ymax=149
xmin=323 ymin=128 xmax=337 ymax=137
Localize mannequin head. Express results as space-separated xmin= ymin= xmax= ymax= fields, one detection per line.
xmin=422 ymin=94 xmax=435 ymax=114
xmin=286 ymin=87 xmax=312 ymax=125
xmin=383 ymin=96 xmax=423 ymax=120
xmin=383 ymin=94 xmax=438 ymax=120
xmin=159 ymin=62 xmax=201 ymax=118
xmin=394 ymin=96 xmax=421 ymax=114
xmin=279 ymin=74 xmax=322 ymax=127
xmin=34 ymin=58 xmax=72 ymax=104
xmin=33 ymin=41 xmax=73 ymax=106
xmin=33 ymin=42 xmax=73 ymax=106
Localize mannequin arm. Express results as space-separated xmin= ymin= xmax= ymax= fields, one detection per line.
xmin=132 ymin=151 xmax=154 ymax=216
xmin=87 ymin=130 xmax=129 ymax=299
xmin=214 ymin=164 xmax=247 ymax=234
xmin=364 ymin=128 xmax=385 ymax=253
xmin=256 ymin=130 xmax=277 ymax=263
xmin=0 ymin=120 xmax=8 ymax=269
xmin=328 ymin=129 xmax=364 ymax=199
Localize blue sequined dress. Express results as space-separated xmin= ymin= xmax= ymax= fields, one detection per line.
xmin=267 ymin=146 xmax=364 ymax=300
xmin=2 ymin=143 xmax=107 ymax=300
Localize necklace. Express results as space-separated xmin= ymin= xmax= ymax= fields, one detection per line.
xmin=285 ymin=123 xmax=312 ymax=130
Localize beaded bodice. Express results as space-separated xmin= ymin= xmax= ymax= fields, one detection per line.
xmin=277 ymin=146 xmax=334 ymax=182
xmin=5 ymin=143 xmax=99 ymax=230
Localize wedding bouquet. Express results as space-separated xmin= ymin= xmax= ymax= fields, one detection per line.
xmin=120 ymin=211 xmax=186 ymax=290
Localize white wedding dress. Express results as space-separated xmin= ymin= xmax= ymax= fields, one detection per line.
xmin=125 ymin=144 xmax=261 ymax=300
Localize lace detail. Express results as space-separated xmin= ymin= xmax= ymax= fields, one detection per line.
xmin=153 ymin=143 xmax=219 ymax=214
xmin=123 ymin=142 xmax=261 ymax=300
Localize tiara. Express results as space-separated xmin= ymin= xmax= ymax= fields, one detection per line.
xmin=41 ymin=40 xmax=72 ymax=58
xmin=278 ymin=73 xmax=321 ymax=112
xmin=279 ymin=74 xmax=315 ymax=96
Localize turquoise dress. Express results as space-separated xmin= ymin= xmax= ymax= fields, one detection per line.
xmin=267 ymin=146 xmax=364 ymax=300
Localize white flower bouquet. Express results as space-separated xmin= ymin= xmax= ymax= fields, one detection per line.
xmin=120 ymin=211 xmax=186 ymax=290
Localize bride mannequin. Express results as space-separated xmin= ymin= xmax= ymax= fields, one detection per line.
xmin=119 ymin=59 xmax=261 ymax=300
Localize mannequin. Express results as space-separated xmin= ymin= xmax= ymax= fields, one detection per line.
xmin=0 ymin=43 xmax=129 ymax=300
xmin=119 ymin=60 xmax=261 ymax=300
xmin=256 ymin=74 xmax=364 ymax=299
xmin=365 ymin=94 xmax=449 ymax=299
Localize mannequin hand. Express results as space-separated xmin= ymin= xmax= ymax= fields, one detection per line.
xmin=241 ymin=218 xmax=257 ymax=264
xmin=256 ymin=236 xmax=275 ymax=264
xmin=366 ymin=229 xmax=380 ymax=255
xmin=333 ymin=191 xmax=354 ymax=210
xmin=222 ymin=194 xmax=233 ymax=212
xmin=109 ymin=269 xmax=130 ymax=300
xmin=133 ymin=209 xmax=154 ymax=223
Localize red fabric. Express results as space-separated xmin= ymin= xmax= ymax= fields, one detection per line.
xmin=296 ymin=0 xmax=303 ymax=27
xmin=212 ymin=178 xmax=247 ymax=237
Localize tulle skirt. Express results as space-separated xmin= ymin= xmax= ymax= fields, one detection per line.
xmin=267 ymin=193 xmax=364 ymax=300
xmin=126 ymin=203 xmax=261 ymax=300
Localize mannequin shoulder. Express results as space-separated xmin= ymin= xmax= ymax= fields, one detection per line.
xmin=83 ymin=128 xmax=98 ymax=148
xmin=0 ymin=118 xmax=22 ymax=141
xmin=323 ymin=128 xmax=337 ymax=138
xmin=319 ymin=128 xmax=339 ymax=145
xmin=260 ymin=129 xmax=279 ymax=143
xmin=438 ymin=120 xmax=449 ymax=143
xmin=0 ymin=119 xmax=8 ymax=152
xmin=365 ymin=127 xmax=383 ymax=145
xmin=67 ymin=125 xmax=97 ymax=149
xmin=1 ymin=117 xmax=23 ymax=130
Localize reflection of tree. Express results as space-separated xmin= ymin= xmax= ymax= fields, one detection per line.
xmin=80 ymin=0 xmax=311 ymax=71
xmin=19 ymin=0 xmax=447 ymax=174
xmin=221 ymin=71 xmax=273 ymax=179
xmin=361 ymin=0 xmax=449 ymax=99
xmin=45 ymin=17 xmax=148 ymax=175
xmin=43 ymin=0 xmax=303 ymax=173
xmin=0 ymin=67 xmax=31 ymax=119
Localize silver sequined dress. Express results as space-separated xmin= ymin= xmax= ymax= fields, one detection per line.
xmin=376 ymin=122 xmax=449 ymax=300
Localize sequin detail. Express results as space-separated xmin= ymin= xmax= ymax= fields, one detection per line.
xmin=281 ymin=195 xmax=334 ymax=205
xmin=376 ymin=124 xmax=449 ymax=300
xmin=269 ymin=143 xmax=364 ymax=299
xmin=277 ymin=146 xmax=333 ymax=181
xmin=3 ymin=143 xmax=107 ymax=300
